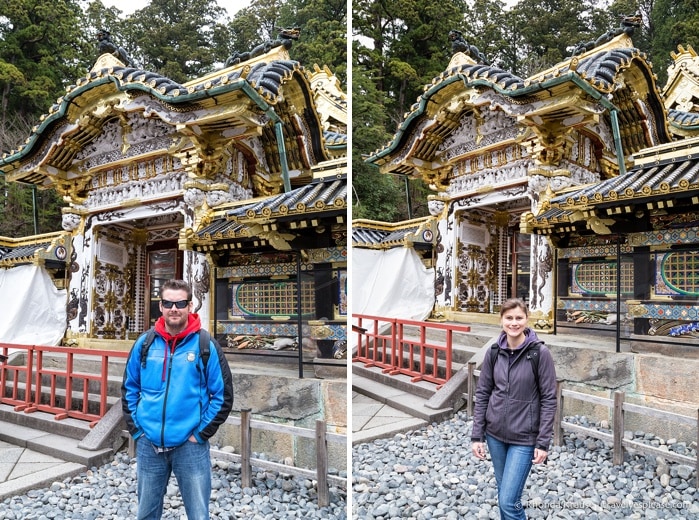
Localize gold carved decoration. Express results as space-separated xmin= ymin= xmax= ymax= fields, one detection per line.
xmin=528 ymin=123 xmax=571 ymax=166
xmin=626 ymin=302 xmax=648 ymax=317
xmin=252 ymin=174 xmax=283 ymax=196
xmin=54 ymin=176 xmax=91 ymax=204
xmin=418 ymin=166 xmax=450 ymax=191
xmin=530 ymin=309 xmax=554 ymax=332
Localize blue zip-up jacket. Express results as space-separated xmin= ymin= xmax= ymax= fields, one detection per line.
xmin=121 ymin=314 xmax=234 ymax=448
xmin=471 ymin=328 xmax=557 ymax=450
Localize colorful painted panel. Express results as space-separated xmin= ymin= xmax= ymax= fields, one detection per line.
xmin=218 ymin=262 xmax=304 ymax=279
xmin=656 ymin=252 xmax=699 ymax=296
xmin=214 ymin=322 xmax=346 ymax=345
xmin=557 ymin=299 xmax=625 ymax=313
xmin=215 ymin=322 xmax=298 ymax=336
xmin=648 ymin=319 xmax=699 ymax=337
xmin=571 ymin=261 xmax=633 ymax=295
xmin=559 ymin=244 xmax=632 ymax=259
xmin=215 ymin=247 xmax=346 ymax=279
xmin=230 ymin=280 xmax=315 ymax=317
xmin=309 ymin=322 xmax=347 ymax=341
xmin=630 ymin=226 xmax=699 ymax=247
xmin=630 ymin=302 xmax=699 ymax=321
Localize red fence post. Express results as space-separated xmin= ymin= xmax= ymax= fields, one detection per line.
xmin=352 ymin=314 xmax=470 ymax=388
xmin=0 ymin=342 xmax=127 ymax=424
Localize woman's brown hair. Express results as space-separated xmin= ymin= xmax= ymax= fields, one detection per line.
xmin=499 ymin=298 xmax=529 ymax=317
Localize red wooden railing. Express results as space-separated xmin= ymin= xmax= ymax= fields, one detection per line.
xmin=353 ymin=314 xmax=471 ymax=388
xmin=0 ymin=343 xmax=128 ymax=427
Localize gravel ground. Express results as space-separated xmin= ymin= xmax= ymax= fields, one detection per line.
xmin=0 ymin=450 xmax=347 ymax=520
xmin=352 ymin=412 xmax=699 ymax=520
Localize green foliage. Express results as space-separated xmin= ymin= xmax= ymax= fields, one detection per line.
xmin=228 ymin=0 xmax=283 ymax=51
xmin=508 ymin=0 xmax=613 ymax=76
xmin=354 ymin=0 xmax=467 ymax=124
xmin=119 ymin=0 xmax=230 ymax=82
xmin=283 ymin=0 xmax=347 ymax=82
xmin=459 ymin=0 xmax=508 ymax=67
xmin=651 ymin=0 xmax=699 ymax=84
xmin=226 ymin=0 xmax=347 ymax=84
xmin=352 ymin=55 xmax=403 ymax=221
xmin=0 ymin=176 xmax=63 ymax=236
xmin=0 ymin=0 xmax=90 ymax=235
xmin=0 ymin=0 xmax=90 ymax=143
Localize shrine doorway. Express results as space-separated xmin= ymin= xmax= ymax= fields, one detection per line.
xmin=508 ymin=230 xmax=531 ymax=304
xmin=146 ymin=243 xmax=183 ymax=327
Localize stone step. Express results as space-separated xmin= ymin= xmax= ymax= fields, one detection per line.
xmin=352 ymin=397 xmax=427 ymax=446
xmin=351 ymin=372 xmax=452 ymax=424
xmin=0 ymin=403 xmax=92 ymax=441
xmin=0 ymin=413 xmax=113 ymax=468
xmin=352 ymin=363 xmax=438 ymax=400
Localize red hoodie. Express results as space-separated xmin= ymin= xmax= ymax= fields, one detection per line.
xmin=154 ymin=313 xmax=201 ymax=381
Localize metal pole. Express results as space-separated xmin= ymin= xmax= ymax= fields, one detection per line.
xmin=296 ymin=252 xmax=303 ymax=378
xmin=404 ymin=175 xmax=412 ymax=219
xmin=32 ymin=185 xmax=38 ymax=234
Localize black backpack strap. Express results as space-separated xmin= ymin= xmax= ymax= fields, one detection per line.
xmin=526 ymin=341 xmax=542 ymax=391
xmin=489 ymin=344 xmax=499 ymax=368
xmin=489 ymin=341 xmax=542 ymax=390
xmin=139 ymin=327 xmax=156 ymax=368
xmin=140 ymin=327 xmax=214 ymax=373
xmin=199 ymin=329 xmax=211 ymax=374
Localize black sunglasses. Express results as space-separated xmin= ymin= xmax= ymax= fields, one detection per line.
xmin=161 ymin=299 xmax=190 ymax=309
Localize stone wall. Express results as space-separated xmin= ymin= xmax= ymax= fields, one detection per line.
xmin=551 ymin=345 xmax=699 ymax=442
xmin=211 ymin=369 xmax=347 ymax=473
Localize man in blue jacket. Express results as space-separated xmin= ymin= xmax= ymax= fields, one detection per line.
xmin=122 ymin=279 xmax=234 ymax=520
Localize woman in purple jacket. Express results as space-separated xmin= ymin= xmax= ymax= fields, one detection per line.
xmin=471 ymin=298 xmax=557 ymax=520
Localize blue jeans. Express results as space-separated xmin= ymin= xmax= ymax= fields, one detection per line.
xmin=486 ymin=434 xmax=534 ymax=520
xmin=136 ymin=437 xmax=211 ymax=520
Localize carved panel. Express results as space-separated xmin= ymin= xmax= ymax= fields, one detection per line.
xmin=456 ymin=240 xmax=490 ymax=313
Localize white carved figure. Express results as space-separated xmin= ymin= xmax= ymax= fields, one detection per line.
xmin=62 ymin=213 xmax=81 ymax=231
xmin=243 ymin=137 xmax=270 ymax=173
xmin=207 ymin=190 xmax=233 ymax=207
xmin=429 ymin=199 xmax=445 ymax=216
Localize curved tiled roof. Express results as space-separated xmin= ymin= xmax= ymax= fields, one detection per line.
xmin=72 ymin=59 xmax=304 ymax=103
xmin=547 ymin=48 xmax=647 ymax=92
xmin=351 ymin=217 xmax=437 ymax=249
xmin=553 ymin=158 xmax=699 ymax=207
xmin=0 ymin=242 xmax=50 ymax=264
xmin=668 ymin=109 xmax=699 ymax=129
xmin=433 ymin=63 xmax=525 ymax=92
xmin=532 ymin=154 xmax=699 ymax=232
xmin=323 ymin=130 xmax=346 ymax=147
xmin=368 ymin=45 xmax=666 ymax=165
xmin=228 ymin=177 xmax=346 ymax=221
xmin=195 ymin=176 xmax=347 ymax=242
xmin=351 ymin=225 xmax=420 ymax=248
xmin=196 ymin=218 xmax=246 ymax=241
xmin=429 ymin=48 xmax=647 ymax=97
xmin=2 ymin=59 xmax=310 ymax=168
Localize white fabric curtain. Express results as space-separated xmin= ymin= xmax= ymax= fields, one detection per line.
xmin=352 ymin=247 xmax=434 ymax=324
xmin=0 ymin=265 xmax=67 ymax=345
